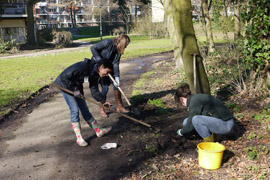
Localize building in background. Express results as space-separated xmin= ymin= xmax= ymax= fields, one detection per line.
xmin=0 ymin=0 xmax=27 ymax=43
xmin=151 ymin=0 xmax=164 ymax=23
xmin=34 ymin=0 xmax=113 ymax=30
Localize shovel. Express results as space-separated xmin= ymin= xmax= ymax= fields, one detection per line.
xmin=51 ymin=83 xmax=150 ymax=128
xmin=108 ymin=74 xmax=140 ymax=116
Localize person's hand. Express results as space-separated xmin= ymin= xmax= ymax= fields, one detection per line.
xmin=114 ymin=76 xmax=120 ymax=87
xmin=103 ymin=102 xmax=112 ymax=111
xmin=177 ymin=129 xmax=183 ymax=136
xmin=74 ymin=87 xmax=83 ymax=98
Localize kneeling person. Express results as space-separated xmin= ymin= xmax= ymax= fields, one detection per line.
xmin=175 ymin=83 xmax=234 ymax=142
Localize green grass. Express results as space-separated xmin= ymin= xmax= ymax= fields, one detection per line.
xmin=0 ymin=36 xmax=173 ymax=115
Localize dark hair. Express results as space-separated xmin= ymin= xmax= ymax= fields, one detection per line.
xmin=174 ymin=83 xmax=191 ymax=106
xmin=97 ymin=59 xmax=113 ymax=70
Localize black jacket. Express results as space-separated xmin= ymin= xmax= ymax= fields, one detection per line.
xmin=90 ymin=39 xmax=120 ymax=77
xmin=181 ymin=94 xmax=234 ymax=135
xmin=53 ymin=58 xmax=106 ymax=103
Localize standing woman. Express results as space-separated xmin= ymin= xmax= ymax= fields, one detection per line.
xmin=174 ymin=83 xmax=234 ymax=142
xmin=90 ymin=34 xmax=130 ymax=117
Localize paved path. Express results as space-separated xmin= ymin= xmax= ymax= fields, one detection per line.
xmin=0 ymin=40 xmax=92 ymax=59
xmin=0 ymin=52 xmax=174 ymax=180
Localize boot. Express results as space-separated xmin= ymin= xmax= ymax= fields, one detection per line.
xmin=86 ymin=117 xmax=112 ymax=137
xmin=114 ymin=90 xmax=129 ymax=113
xmin=203 ymin=133 xmax=214 ymax=142
xmin=71 ymin=122 xmax=88 ymax=147
xmin=99 ymin=106 xmax=108 ymax=117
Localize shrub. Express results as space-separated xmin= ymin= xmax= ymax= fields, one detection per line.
xmin=0 ymin=39 xmax=17 ymax=53
xmin=131 ymin=11 xmax=168 ymax=39
xmin=37 ymin=28 xmax=53 ymax=42
xmin=241 ymin=0 xmax=270 ymax=72
xmin=52 ymin=31 xmax=73 ymax=47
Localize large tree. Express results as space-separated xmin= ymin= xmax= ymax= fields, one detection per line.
xmin=164 ymin=1 xmax=183 ymax=68
xmin=164 ymin=0 xmax=210 ymax=94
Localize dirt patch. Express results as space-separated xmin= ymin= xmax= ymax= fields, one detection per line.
xmin=119 ymin=58 xmax=270 ymax=180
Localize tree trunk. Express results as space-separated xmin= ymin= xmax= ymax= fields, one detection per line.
xmin=167 ymin=0 xmax=210 ymax=94
xmin=201 ymin=0 xmax=215 ymax=52
xmin=164 ymin=0 xmax=183 ymax=68
xmin=70 ymin=7 xmax=74 ymax=28
xmin=26 ymin=1 xmax=36 ymax=45
xmin=135 ymin=5 xmax=138 ymax=23
xmin=73 ymin=9 xmax=77 ymax=28
xmin=234 ymin=1 xmax=241 ymax=40
xmin=223 ymin=0 xmax=229 ymax=39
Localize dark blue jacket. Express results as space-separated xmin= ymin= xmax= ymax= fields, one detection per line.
xmin=53 ymin=58 xmax=106 ymax=103
xmin=90 ymin=39 xmax=120 ymax=77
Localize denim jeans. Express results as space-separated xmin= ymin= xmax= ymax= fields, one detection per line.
xmin=101 ymin=80 xmax=118 ymax=98
xmin=183 ymin=115 xmax=234 ymax=138
xmin=61 ymin=91 xmax=92 ymax=122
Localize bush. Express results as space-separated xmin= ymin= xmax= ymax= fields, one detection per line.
xmin=0 ymin=39 xmax=18 ymax=53
xmin=241 ymin=0 xmax=270 ymax=72
xmin=52 ymin=31 xmax=73 ymax=47
xmin=37 ymin=28 xmax=53 ymax=42
xmin=131 ymin=12 xmax=168 ymax=39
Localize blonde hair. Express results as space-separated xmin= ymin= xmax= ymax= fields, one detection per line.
xmin=113 ymin=35 xmax=130 ymax=54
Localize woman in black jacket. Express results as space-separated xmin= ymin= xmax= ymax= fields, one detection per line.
xmin=90 ymin=34 xmax=130 ymax=117
xmin=174 ymin=83 xmax=234 ymax=142
xmin=54 ymin=58 xmax=113 ymax=147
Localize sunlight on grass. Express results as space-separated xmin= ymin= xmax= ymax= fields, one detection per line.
xmin=0 ymin=36 xmax=173 ymax=114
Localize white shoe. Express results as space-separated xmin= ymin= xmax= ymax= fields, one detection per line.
xmin=76 ymin=139 xmax=88 ymax=147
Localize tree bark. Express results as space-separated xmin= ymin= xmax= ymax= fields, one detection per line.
xmin=26 ymin=1 xmax=36 ymax=45
xmin=167 ymin=0 xmax=210 ymax=94
xmin=164 ymin=0 xmax=183 ymax=68
xmin=234 ymin=1 xmax=241 ymax=40
xmin=201 ymin=0 xmax=215 ymax=53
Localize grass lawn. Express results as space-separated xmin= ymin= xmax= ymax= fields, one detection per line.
xmin=0 ymin=31 xmax=233 ymax=116
xmin=0 ymin=35 xmax=173 ymax=116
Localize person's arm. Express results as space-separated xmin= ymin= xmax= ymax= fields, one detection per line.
xmin=113 ymin=54 xmax=121 ymax=78
xmin=90 ymin=40 xmax=110 ymax=62
xmin=89 ymin=75 xmax=106 ymax=104
xmin=180 ymin=102 xmax=203 ymax=135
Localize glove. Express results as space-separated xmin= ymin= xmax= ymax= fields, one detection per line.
xmin=74 ymin=87 xmax=83 ymax=98
xmin=103 ymin=102 xmax=112 ymax=111
xmin=114 ymin=76 xmax=120 ymax=87
xmin=177 ymin=129 xmax=183 ymax=136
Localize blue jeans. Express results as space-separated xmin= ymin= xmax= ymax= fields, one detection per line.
xmin=61 ymin=91 xmax=92 ymax=122
xmin=183 ymin=115 xmax=234 ymax=138
xmin=101 ymin=79 xmax=118 ymax=98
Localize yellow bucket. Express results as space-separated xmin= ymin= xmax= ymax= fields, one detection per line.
xmin=197 ymin=142 xmax=225 ymax=170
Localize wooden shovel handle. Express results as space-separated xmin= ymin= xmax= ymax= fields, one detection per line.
xmin=51 ymin=83 xmax=151 ymax=128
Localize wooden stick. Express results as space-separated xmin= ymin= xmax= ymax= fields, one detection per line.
xmin=191 ymin=53 xmax=198 ymax=94
xmin=108 ymin=74 xmax=131 ymax=106
xmin=51 ymin=83 xmax=151 ymax=128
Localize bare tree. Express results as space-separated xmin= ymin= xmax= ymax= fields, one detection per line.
xmin=201 ymin=0 xmax=215 ymax=52
xmin=233 ymin=0 xmax=241 ymax=40
xmin=164 ymin=0 xmax=210 ymax=94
